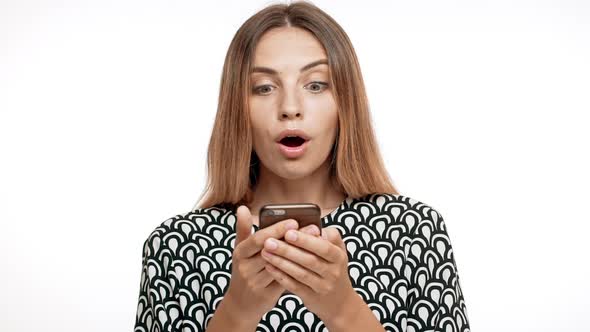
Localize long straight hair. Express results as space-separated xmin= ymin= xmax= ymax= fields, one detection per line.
xmin=193 ymin=1 xmax=399 ymax=211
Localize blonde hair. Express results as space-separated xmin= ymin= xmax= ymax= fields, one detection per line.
xmin=193 ymin=0 xmax=399 ymax=211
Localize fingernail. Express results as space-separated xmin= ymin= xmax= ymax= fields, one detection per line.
xmin=265 ymin=238 xmax=278 ymax=250
xmin=285 ymin=230 xmax=298 ymax=241
xmin=286 ymin=221 xmax=298 ymax=230
xmin=308 ymin=225 xmax=319 ymax=234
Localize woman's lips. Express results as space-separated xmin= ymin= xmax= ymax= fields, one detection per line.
xmin=276 ymin=140 xmax=309 ymax=158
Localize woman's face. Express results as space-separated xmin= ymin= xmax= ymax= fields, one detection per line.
xmin=248 ymin=26 xmax=338 ymax=180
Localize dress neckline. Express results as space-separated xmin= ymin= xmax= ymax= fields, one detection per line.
xmin=321 ymin=195 xmax=350 ymax=219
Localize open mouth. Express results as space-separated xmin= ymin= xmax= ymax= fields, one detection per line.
xmin=279 ymin=136 xmax=307 ymax=147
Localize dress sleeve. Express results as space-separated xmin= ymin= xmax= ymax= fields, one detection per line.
xmin=134 ymin=232 xmax=183 ymax=332
xmin=404 ymin=208 xmax=471 ymax=332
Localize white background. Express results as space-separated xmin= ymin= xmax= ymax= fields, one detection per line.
xmin=1 ymin=0 xmax=589 ymax=331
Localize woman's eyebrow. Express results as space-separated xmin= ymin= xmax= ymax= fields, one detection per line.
xmin=251 ymin=59 xmax=328 ymax=75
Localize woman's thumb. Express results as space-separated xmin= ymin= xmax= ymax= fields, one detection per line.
xmin=235 ymin=205 xmax=253 ymax=245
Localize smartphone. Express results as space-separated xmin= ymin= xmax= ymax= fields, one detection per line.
xmin=259 ymin=203 xmax=322 ymax=236
xmin=259 ymin=203 xmax=322 ymax=296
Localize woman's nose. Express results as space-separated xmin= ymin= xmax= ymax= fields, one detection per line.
xmin=279 ymin=87 xmax=302 ymax=119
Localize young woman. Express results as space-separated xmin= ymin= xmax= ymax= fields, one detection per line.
xmin=134 ymin=2 xmax=470 ymax=331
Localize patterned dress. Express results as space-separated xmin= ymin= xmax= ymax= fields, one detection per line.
xmin=134 ymin=193 xmax=471 ymax=331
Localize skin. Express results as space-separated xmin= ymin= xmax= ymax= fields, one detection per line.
xmin=246 ymin=26 xmax=347 ymax=226
xmin=228 ymin=27 xmax=384 ymax=330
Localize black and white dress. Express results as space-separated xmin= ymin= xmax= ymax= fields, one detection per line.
xmin=134 ymin=193 xmax=471 ymax=331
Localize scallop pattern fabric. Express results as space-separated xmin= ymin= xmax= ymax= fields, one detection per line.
xmin=134 ymin=193 xmax=470 ymax=331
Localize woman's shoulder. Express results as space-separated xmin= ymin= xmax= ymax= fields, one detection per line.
xmin=348 ymin=192 xmax=448 ymax=235
xmin=141 ymin=205 xmax=236 ymax=256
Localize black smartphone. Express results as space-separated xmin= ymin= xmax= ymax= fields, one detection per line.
xmin=259 ymin=203 xmax=322 ymax=296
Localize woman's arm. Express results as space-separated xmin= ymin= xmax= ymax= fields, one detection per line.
xmin=404 ymin=207 xmax=470 ymax=331
xmin=205 ymin=292 xmax=260 ymax=331
xmin=134 ymin=235 xmax=183 ymax=331
xmin=323 ymin=291 xmax=386 ymax=332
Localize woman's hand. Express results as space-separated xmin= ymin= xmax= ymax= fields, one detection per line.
xmin=259 ymin=224 xmax=357 ymax=323
xmin=223 ymin=205 xmax=296 ymax=323
xmin=223 ymin=205 xmax=324 ymax=324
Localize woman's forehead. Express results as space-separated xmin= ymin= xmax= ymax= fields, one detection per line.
xmin=252 ymin=28 xmax=327 ymax=67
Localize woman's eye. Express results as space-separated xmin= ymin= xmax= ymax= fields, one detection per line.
xmin=306 ymin=81 xmax=329 ymax=93
xmin=253 ymin=85 xmax=274 ymax=95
